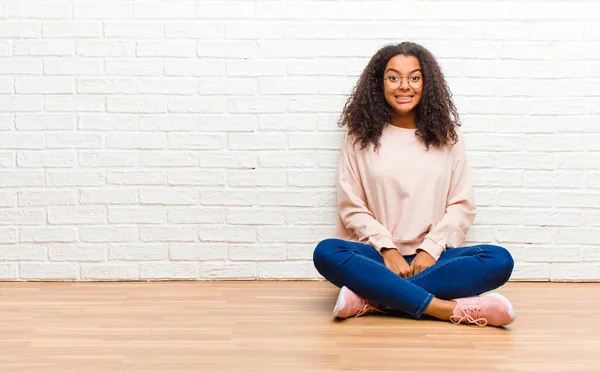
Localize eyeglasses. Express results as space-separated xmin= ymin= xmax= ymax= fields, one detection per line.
xmin=383 ymin=74 xmax=423 ymax=90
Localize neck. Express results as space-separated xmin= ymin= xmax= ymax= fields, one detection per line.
xmin=390 ymin=112 xmax=417 ymax=129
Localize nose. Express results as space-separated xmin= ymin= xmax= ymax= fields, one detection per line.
xmin=398 ymin=77 xmax=410 ymax=90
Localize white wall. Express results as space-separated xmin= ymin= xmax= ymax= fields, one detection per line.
xmin=0 ymin=0 xmax=599 ymax=281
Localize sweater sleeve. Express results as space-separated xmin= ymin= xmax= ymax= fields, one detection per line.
xmin=417 ymin=131 xmax=477 ymax=261
xmin=337 ymin=133 xmax=397 ymax=252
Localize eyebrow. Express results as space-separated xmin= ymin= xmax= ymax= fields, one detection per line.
xmin=385 ymin=68 xmax=422 ymax=74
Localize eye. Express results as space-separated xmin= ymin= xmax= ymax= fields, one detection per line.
xmin=387 ymin=75 xmax=400 ymax=82
xmin=410 ymin=75 xmax=421 ymax=82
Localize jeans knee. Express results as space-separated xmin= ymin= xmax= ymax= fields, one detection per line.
xmin=482 ymin=244 xmax=514 ymax=282
xmin=312 ymin=238 xmax=338 ymax=270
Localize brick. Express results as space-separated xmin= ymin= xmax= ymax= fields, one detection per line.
xmin=20 ymin=227 xmax=77 ymax=243
xmin=472 ymin=170 xmax=524 ymax=187
xmin=45 ymin=95 xmax=105 ymax=112
xmin=165 ymin=21 xmax=223 ymax=38
xmin=105 ymin=59 xmax=162 ymax=76
xmin=259 ymin=152 xmax=317 ymax=168
xmin=42 ymin=21 xmax=102 ymax=37
xmin=524 ymin=247 xmax=582 ymax=263
xmin=0 ymin=228 xmax=17 ymax=244
xmin=168 ymin=97 xmax=227 ymax=113
xmin=139 ymin=78 xmax=196 ymax=95
xmin=497 ymin=191 xmax=553 ymax=207
xmin=167 ymin=170 xmax=225 ymax=186
xmin=0 ymin=208 xmax=45 ymax=225
xmin=197 ymin=115 xmax=256 ymax=132
xmin=0 ymin=245 xmax=45 ymax=260
xmin=109 ymin=244 xmax=168 ymax=261
xmin=200 ymin=190 xmax=256 ymax=207
xmin=138 ymin=151 xmax=197 ymax=167
xmin=104 ymin=22 xmax=163 ymax=38
xmin=136 ymin=41 xmax=196 ymax=57
xmin=49 ymin=245 xmax=106 ymax=261
xmin=258 ymin=78 xmax=317 ymax=95
xmin=0 ymin=21 xmax=40 ymax=38
xmin=80 ymin=188 xmax=138 ymax=205
xmin=22 ymin=146 xmax=67 ymax=170
xmin=0 ymin=264 xmax=17 ymax=279
xmin=19 ymin=189 xmax=77 ymax=207
xmin=139 ymin=188 xmax=198 ymax=205
xmin=46 ymin=170 xmax=104 ymax=187
xmin=197 ymin=152 xmax=257 ymax=169
xmin=78 ymin=152 xmax=137 ymax=167
xmin=229 ymin=245 xmax=286 ymax=261
xmin=197 ymin=41 xmax=256 ymax=58
xmin=0 ymin=190 xmax=17 ymax=207
xmin=14 ymin=40 xmax=74 ymax=56
xmin=79 ymin=227 xmax=138 ymax=243
xmin=81 ymin=264 xmax=139 ymax=280
xmin=140 ymin=226 xmax=198 ymax=242
xmin=10 ymin=1 xmax=70 ymax=19
xmin=496 ymin=227 xmax=552 ymax=244
xmin=257 ymin=227 xmax=319 ymax=243
xmin=164 ymin=60 xmax=224 ymax=77
xmin=46 ymin=132 xmax=102 ymax=149
xmin=551 ymin=263 xmax=600 ymax=282
xmin=50 ymin=47 xmax=89 ymax=69
xmin=525 ymin=171 xmax=585 ymax=189
xmin=289 ymin=133 xmax=344 ymax=150
xmin=288 ymin=170 xmax=336 ymax=187
xmin=0 ymin=151 xmax=15 ymax=168
xmin=495 ymin=153 xmax=554 ymax=170
xmin=167 ymin=208 xmax=224 ymax=224
xmin=79 ymin=114 xmax=138 ymax=131
xmin=77 ymin=78 xmax=137 ymax=94
xmin=0 ymin=133 xmax=44 ymax=149
xmin=0 ymin=170 xmax=43 ymax=187
xmin=556 ymin=192 xmax=600 ymax=208
xmin=259 ymin=115 xmax=318 ymax=131
xmin=169 ymin=243 xmax=227 ymax=261
xmin=198 ymin=78 xmax=257 ymax=96
xmin=16 ymin=113 xmax=75 ymax=130
xmin=109 ymin=207 xmax=167 ymax=224
xmin=134 ymin=1 xmax=195 ymax=19
xmin=168 ymin=133 xmax=223 ymax=150
xmin=228 ymin=97 xmax=286 ymax=114
xmin=557 ymin=154 xmax=600 ymax=170
xmin=228 ymin=133 xmax=287 ymax=150
xmin=226 ymin=209 xmax=285 ymax=225
xmin=107 ymin=133 xmax=166 ymax=149
xmin=201 ymin=262 xmax=256 ymax=280
xmin=286 ymin=209 xmax=337 ymax=225
xmin=107 ymin=96 xmax=167 ymax=113
xmin=287 ymin=59 xmax=346 ymax=76
xmin=0 ymin=95 xmax=44 ymax=112
xmin=20 ymin=263 xmax=78 ymax=280
xmin=74 ymin=2 xmax=131 ymax=19
xmin=140 ymin=262 xmax=198 ymax=279
xmin=227 ymin=60 xmax=285 ymax=77
xmin=77 ymin=41 xmax=134 ymax=57
xmin=198 ymin=226 xmax=255 ymax=243
xmin=140 ymin=115 xmax=195 ymax=132
xmin=288 ymin=96 xmax=346 ymax=113
xmin=511 ymin=262 xmax=550 ymax=281
xmin=228 ymin=170 xmax=286 ymax=187
xmin=107 ymin=171 xmax=166 ymax=185
xmin=257 ymin=191 xmax=317 ymax=207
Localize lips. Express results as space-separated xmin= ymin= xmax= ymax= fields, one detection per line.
xmin=395 ymin=95 xmax=413 ymax=104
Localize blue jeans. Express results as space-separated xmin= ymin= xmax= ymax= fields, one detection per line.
xmin=313 ymin=239 xmax=514 ymax=318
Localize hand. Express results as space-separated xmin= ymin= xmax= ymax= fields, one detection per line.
xmin=381 ymin=248 xmax=412 ymax=278
xmin=410 ymin=250 xmax=436 ymax=276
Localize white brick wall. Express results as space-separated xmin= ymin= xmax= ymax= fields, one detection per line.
xmin=0 ymin=0 xmax=599 ymax=281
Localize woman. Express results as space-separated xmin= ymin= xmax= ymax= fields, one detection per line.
xmin=313 ymin=42 xmax=515 ymax=327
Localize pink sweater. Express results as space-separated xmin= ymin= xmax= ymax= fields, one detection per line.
xmin=335 ymin=124 xmax=477 ymax=261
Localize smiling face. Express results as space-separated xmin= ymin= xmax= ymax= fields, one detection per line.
xmin=383 ymin=54 xmax=423 ymax=118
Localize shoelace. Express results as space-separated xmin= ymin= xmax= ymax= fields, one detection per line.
xmin=354 ymin=301 xmax=384 ymax=317
xmin=449 ymin=303 xmax=488 ymax=326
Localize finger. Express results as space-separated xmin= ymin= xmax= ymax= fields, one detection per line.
xmin=413 ymin=265 xmax=422 ymax=276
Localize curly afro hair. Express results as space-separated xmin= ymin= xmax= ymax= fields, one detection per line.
xmin=339 ymin=42 xmax=460 ymax=151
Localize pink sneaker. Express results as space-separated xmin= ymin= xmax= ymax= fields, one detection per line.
xmin=333 ymin=286 xmax=382 ymax=319
xmin=450 ymin=293 xmax=516 ymax=327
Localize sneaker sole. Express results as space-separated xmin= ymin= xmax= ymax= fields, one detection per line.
xmin=332 ymin=286 xmax=349 ymax=319
xmin=484 ymin=292 xmax=516 ymax=324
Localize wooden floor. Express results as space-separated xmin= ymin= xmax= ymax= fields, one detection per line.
xmin=0 ymin=281 xmax=598 ymax=372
